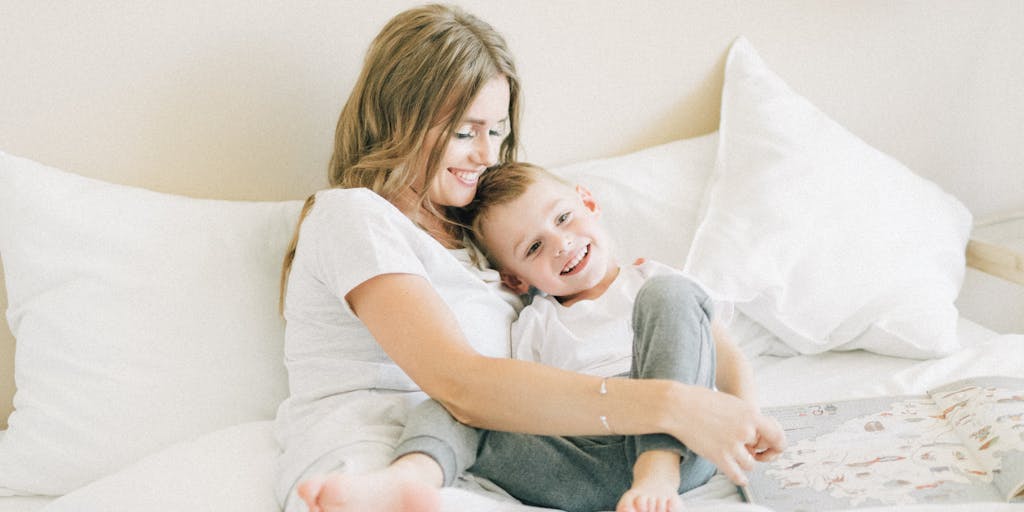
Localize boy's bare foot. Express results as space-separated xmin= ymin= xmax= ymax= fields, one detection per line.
xmin=616 ymin=450 xmax=684 ymax=512
xmin=615 ymin=481 xmax=684 ymax=512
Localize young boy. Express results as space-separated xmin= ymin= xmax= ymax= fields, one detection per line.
xmin=298 ymin=162 xmax=781 ymax=512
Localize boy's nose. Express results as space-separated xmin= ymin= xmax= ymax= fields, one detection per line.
xmin=555 ymin=235 xmax=573 ymax=256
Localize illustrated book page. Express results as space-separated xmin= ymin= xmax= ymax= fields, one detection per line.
xmin=742 ymin=376 xmax=1024 ymax=511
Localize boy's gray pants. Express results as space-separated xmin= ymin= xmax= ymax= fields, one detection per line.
xmin=393 ymin=274 xmax=718 ymax=512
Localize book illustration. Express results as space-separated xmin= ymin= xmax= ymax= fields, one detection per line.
xmin=744 ymin=377 xmax=1024 ymax=511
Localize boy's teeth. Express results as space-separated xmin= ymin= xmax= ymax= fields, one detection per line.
xmin=562 ymin=245 xmax=588 ymax=274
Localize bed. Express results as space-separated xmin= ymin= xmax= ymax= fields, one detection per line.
xmin=1 ymin=2 xmax=1022 ymax=511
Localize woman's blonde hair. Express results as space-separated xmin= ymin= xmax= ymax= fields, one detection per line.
xmin=280 ymin=4 xmax=521 ymax=312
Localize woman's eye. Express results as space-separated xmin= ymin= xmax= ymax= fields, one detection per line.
xmin=557 ymin=212 xmax=571 ymax=224
xmin=526 ymin=241 xmax=541 ymax=257
xmin=454 ymin=125 xmax=477 ymax=139
xmin=490 ymin=120 xmax=509 ymax=138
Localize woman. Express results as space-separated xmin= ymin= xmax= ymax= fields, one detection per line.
xmin=274 ymin=4 xmax=783 ymax=512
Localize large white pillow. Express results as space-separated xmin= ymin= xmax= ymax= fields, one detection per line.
xmin=683 ymin=38 xmax=972 ymax=359
xmin=553 ymin=132 xmax=718 ymax=269
xmin=0 ymin=152 xmax=302 ymax=495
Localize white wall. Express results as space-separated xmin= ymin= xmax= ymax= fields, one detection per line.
xmin=2 ymin=0 xmax=1022 ymax=427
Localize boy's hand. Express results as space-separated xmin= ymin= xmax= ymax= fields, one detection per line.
xmin=747 ymin=415 xmax=785 ymax=462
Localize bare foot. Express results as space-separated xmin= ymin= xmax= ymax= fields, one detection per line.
xmin=615 ymin=482 xmax=684 ymax=512
xmin=297 ymin=470 xmax=441 ymax=512
xmin=617 ymin=450 xmax=684 ymax=512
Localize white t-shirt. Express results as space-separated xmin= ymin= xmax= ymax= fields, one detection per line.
xmin=274 ymin=188 xmax=519 ymax=500
xmin=512 ymin=260 xmax=709 ymax=377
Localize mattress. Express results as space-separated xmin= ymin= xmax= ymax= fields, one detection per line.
xmin=2 ymin=315 xmax=1020 ymax=512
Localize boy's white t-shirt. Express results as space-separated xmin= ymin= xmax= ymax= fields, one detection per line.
xmin=512 ymin=260 xmax=722 ymax=377
xmin=274 ymin=188 xmax=520 ymax=502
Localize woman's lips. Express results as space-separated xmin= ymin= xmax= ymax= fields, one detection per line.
xmin=449 ymin=167 xmax=481 ymax=186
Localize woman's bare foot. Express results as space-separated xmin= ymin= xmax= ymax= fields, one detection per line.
xmin=296 ymin=454 xmax=442 ymax=512
xmin=616 ymin=450 xmax=684 ymax=512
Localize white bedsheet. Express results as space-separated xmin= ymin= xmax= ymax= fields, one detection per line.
xmin=2 ymin=316 xmax=1020 ymax=512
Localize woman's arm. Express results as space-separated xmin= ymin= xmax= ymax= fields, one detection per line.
xmin=348 ymin=273 xmax=781 ymax=484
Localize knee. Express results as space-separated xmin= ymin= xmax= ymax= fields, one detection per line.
xmin=635 ymin=274 xmax=712 ymax=320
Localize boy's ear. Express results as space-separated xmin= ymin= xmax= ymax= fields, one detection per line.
xmin=499 ymin=271 xmax=532 ymax=295
xmin=576 ymin=185 xmax=601 ymax=216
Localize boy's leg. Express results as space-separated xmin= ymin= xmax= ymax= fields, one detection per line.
xmin=627 ymin=273 xmax=718 ymax=492
xmin=469 ymin=276 xmax=720 ymax=512
xmin=469 ymin=431 xmax=633 ymax=512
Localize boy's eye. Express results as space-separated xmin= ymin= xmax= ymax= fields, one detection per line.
xmin=557 ymin=212 xmax=571 ymax=224
xmin=526 ymin=241 xmax=541 ymax=257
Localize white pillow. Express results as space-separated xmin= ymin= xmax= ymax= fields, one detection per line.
xmin=553 ymin=132 xmax=718 ymax=269
xmin=683 ymin=38 xmax=972 ymax=359
xmin=0 ymin=152 xmax=302 ymax=495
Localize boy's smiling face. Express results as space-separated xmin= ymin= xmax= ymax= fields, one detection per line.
xmin=479 ymin=176 xmax=619 ymax=305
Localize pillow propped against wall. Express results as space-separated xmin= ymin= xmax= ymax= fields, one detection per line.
xmin=0 ymin=152 xmax=302 ymax=495
xmin=684 ymin=38 xmax=972 ymax=359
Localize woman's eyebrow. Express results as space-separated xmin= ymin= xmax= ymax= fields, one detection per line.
xmin=462 ymin=117 xmax=508 ymax=126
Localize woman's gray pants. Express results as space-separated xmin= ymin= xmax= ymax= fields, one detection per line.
xmin=393 ymin=274 xmax=718 ymax=512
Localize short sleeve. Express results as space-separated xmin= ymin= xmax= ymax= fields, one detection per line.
xmin=298 ymin=189 xmax=430 ymax=308
xmin=510 ymin=304 xmax=547 ymax=363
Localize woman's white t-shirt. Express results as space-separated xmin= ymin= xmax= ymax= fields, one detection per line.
xmin=274 ymin=188 xmax=519 ymax=502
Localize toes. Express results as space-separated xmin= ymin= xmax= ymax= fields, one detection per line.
xmin=296 ymin=476 xmax=327 ymax=511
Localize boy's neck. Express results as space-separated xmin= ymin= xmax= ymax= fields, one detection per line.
xmin=555 ymin=263 xmax=621 ymax=307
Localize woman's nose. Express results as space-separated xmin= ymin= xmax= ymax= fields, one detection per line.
xmin=472 ymin=134 xmax=497 ymax=166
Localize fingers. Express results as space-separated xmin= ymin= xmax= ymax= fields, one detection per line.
xmin=751 ymin=439 xmax=783 ymax=462
xmin=717 ymin=449 xmax=750 ymax=487
xmin=737 ymin=445 xmax=756 ymax=472
xmin=296 ymin=476 xmax=325 ymax=512
xmin=758 ymin=416 xmax=787 ymax=449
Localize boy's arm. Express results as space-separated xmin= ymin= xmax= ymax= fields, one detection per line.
xmin=713 ymin=319 xmax=784 ymax=461
xmin=712 ymin=319 xmax=756 ymax=405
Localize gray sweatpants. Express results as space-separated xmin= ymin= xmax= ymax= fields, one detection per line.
xmin=393 ymin=274 xmax=718 ymax=512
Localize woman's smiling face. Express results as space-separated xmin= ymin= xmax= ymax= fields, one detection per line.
xmin=425 ymin=76 xmax=511 ymax=209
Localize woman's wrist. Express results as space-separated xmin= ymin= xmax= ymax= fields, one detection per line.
xmin=647 ymin=379 xmax=692 ymax=437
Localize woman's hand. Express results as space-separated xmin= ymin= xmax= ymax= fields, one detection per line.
xmin=665 ymin=385 xmax=785 ymax=486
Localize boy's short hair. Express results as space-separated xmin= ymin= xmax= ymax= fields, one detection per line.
xmin=459 ymin=162 xmax=570 ymax=266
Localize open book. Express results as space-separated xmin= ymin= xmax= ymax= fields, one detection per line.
xmin=742 ymin=376 xmax=1024 ymax=511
